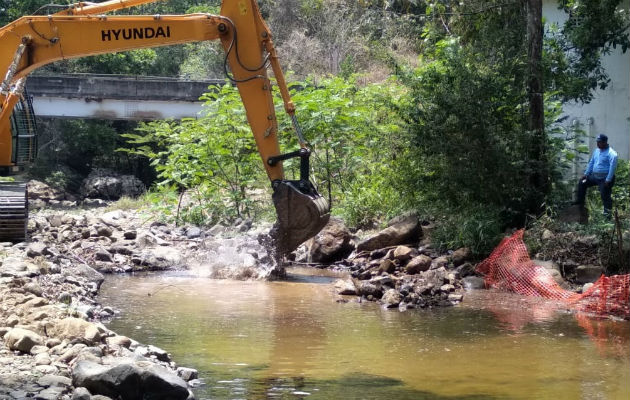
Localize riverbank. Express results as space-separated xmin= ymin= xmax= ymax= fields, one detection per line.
xmin=0 ymin=206 xmax=220 ymax=399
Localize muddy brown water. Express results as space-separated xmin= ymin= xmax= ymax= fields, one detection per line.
xmin=99 ymin=268 xmax=630 ymax=400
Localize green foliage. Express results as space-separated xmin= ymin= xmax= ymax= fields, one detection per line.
xmin=337 ymin=165 xmax=404 ymax=229
xmin=122 ymin=76 xmax=407 ymax=228
xmin=279 ymin=77 xmax=406 ymax=227
xmin=546 ymin=0 xmax=630 ymax=103
xmin=429 ymin=205 xmax=504 ymax=256
xmin=44 ymin=171 xmax=69 ymax=190
xmin=399 ymin=40 xmax=531 ymax=217
xmin=122 ymin=83 xmax=268 ymax=224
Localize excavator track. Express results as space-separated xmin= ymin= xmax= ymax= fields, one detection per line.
xmin=0 ymin=182 xmax=28 ymax=242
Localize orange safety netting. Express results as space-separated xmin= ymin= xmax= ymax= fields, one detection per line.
xmin=476 ymin=230 xmax=630 ymax=319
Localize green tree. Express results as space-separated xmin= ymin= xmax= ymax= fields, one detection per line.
xmin=122 ymin=83 xmax=267 ymax=223
xmin=546 ymin=0 xmax=630 ymax=102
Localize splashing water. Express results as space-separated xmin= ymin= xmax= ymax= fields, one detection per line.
xmin=187 ymin=226 xmax=284 ymax=280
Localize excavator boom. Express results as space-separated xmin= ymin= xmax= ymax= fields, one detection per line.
xmin=0 ymin=0 xmax=329 ymax=252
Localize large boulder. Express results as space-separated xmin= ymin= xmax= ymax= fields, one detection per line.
xmin=575 ymin=265 xmax=604 ymax=284
xmin=357 ymin=213 xmax=421 ymax=252
xmin=65 ymin=263 xmax=105 ymax=287
xmin=306 ymin=218 xmax=355 ymax=264
xmin=27 ymin=180 xmax=65 ymax=201
xmin=72 ymin=360 xmax=189 ymax=400
xmin=4 ymin=328 xmax=44 ymax=353
xmin=50 ymin=318 xmax=104 ymax=345
xmin=80 ymin=169 xmax=145 ymax=200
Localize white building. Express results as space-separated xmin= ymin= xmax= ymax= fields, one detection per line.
xmin=544 ymin=1 xmax=630 ymax=162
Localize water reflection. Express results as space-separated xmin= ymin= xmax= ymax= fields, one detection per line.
xmin=99 ymin=273 xmax=630 ymax=400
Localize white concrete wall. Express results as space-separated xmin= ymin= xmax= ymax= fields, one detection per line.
xmin=32 ymin=97 xmax=204 ymax=120
xmin=543 ymin=1 xmax=630 ymax=163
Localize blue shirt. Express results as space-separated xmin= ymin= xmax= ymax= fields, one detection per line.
xmin=584 ymin=146 xmax=618 ymax=182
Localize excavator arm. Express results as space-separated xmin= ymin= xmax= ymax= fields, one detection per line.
xmin=0 ymin=0 xmax=329 ymax=251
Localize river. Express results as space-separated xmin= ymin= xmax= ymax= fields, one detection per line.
xmin=98 ymin=268 xmax=630 ymax=400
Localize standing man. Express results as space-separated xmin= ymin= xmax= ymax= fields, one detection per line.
xmin=575 ymin=134 xmax=618 ymax=217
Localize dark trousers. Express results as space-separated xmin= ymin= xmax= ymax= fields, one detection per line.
xmin=576 ymin=175 xmax=615 ymax=213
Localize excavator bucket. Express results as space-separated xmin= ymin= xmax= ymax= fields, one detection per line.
xmin=272 ymin=180 xmax=330 ymax=254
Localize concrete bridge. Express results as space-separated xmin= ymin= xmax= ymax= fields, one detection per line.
xmin=25 ymin=74 xmax=225 ymax=120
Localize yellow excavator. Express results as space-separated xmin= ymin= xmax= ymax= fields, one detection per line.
xmin=0 ymin=0 xmax=329 ymax=252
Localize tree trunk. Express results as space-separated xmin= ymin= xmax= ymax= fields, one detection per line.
xmin=526 ymin=0 xmax=547 ymax=213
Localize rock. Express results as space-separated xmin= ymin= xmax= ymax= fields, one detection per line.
xmin=37 ymin=375 xmax=72 ymax=388
xmin=455 ymin=262 xmax=476 ymax=278
xmin=462 ymin=276 xmax=486 ymax=290
xmin=34 ymin=352 xmax=52 ymax=366
xmin=36 ymin=387 xmax=65 ymax=400
xmin=176 ymin=367 xmax=198 ymax=381
xmin=451 ymin=247 xmax=471 ymax=267
xmin=83 ymin=198 xmax=108 ymax=208
xmin=58 ymin=344 xmax=88 ymax=363
xmin=6 ymin=314 xmax=20 ymax=327
xmin=72 ymin=360 xmax=189 ymax=400
xmin=4 ymin=328 xmax=44 ymax=353
xmin=106 ymin=335 xmax=132 ymax=348
xmin=72 ymin=360 xmax=141 ymax=399
xmin=67 ymin=264 xmax=105 ymax=287
xmin=393 ymin=246 xmax=414 ymax=262
xmin=356 ymin=213 xmax=421 ymax=252
xmin=124 ymin=230 xmax=137 ymax=240
xmin=26 ymin=242 xmax=48 ymax=258
xmin=381 ymin=289 xmax=402 ymax=308
xmin=50 ymin=318 xmax=104 ymax=345
xmin=146 ymin=345 xmax=170 ymax=362
xmin=582 ymin=282 xmax=594 ymax=293
xmin=80 ymin=169 xmax=145 ymax=200
xmin=334 ymin=279 xmax=357 ymax=295
xmin=185 ymin=227 xmax=202 ymax=239
xmin=357 ymin=282 xmax=382 ymax=299
xmin=27 ymin=180 xmax=65 ymax=201
xmin=576 ymin=235 xmax=600 ymax=247
xmin=431 ymin=256 xmax=449 ymax=270
xmin=71 ymin=387 xmax=92 ymax=400
xmin=440 ymin=284 xmax=455 ymax=292
xmin=30 ymin=345 xmax=49 ymax=355
xmin=110 ymin=245 xmax=133 ymax=255
xmin=96 ymin=226 xmax=113 ymax=238
xmin=575 ymin=265 xmax=603 ymax=284
xmin=533 ymin=259 xmax=566 ymax=287
xmin=306 ymin=218 xmax=355 ymax=264
xmin=23 ymin=282 xmax=43 ymax=297
xmin=48 ymin=214 xmax=64 ymax=228
xmin=138 ymin=247 xmax=182 ymax=269
xmin=378 ymin=259 xmax=396 ymax=274
xmin=21 ymin=296 xmax=49 ymax=309
xmin=405 ymin=255 xmax=432 ymax=274
xmin=448 ymin=294 xmax=463 ymax=302
xmin=541 ymin=229 xmax=554 ymax=241
xmin=207 ymin=224 xmax=225 ymax=236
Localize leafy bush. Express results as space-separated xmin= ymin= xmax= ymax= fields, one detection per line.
xmin=429 ymin=205 xmax=504 ymax=257
xmin=122 ymin=83 xmax=270 ymax=225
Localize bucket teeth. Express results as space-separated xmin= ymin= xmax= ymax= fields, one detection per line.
xmin=272 ymin=180 xmax=330 ymax=254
